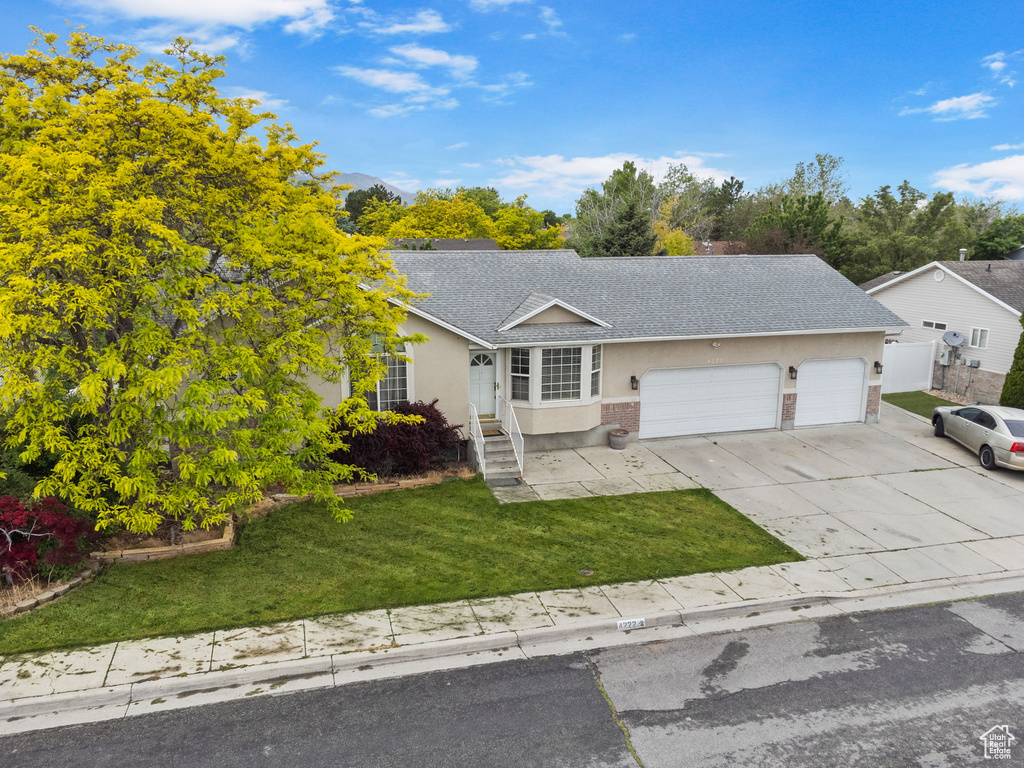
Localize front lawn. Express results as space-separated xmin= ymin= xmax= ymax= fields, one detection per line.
xmin=0 ymin=478 xmax=801 ymax=655
xmin=882 ymin=391 xmax=962 ymax=420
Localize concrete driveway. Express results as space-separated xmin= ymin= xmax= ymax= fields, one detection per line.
xmin=496 ymin=403 xmax=1024 ymax=573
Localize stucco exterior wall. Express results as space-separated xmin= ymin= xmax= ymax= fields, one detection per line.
xmin=401 ymin=312 xmax=472 ymax=428
xmin=513 ymin=401 xmax=602 ymax=434
xmin=870 ymin=269 xmax=1022 ymax=374
xmin=602 ymin=332 xmax=886 ymax=399
xmin=308 ymin=312 xmax=471 ymax=428
xmin=520 ymin=305 xmax=592 ymax=325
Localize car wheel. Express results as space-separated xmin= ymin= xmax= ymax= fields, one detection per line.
xmin=933 ymin=416 xmax=945 ymax=437
xmin=979 ymin=445 xmax=998 ymax=471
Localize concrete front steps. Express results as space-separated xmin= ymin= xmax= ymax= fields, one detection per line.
xmin=479 ymin=420 xmax=522 ymax=487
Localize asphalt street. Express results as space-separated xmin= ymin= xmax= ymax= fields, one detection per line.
xmin=5 ymin=593 xmax=1024 ymax=767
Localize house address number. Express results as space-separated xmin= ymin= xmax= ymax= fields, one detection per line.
xmin=617 ymin=618 xmax=646 ymax=630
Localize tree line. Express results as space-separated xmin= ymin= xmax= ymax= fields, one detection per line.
xmin=336 ymin=155 xmax=1024 ymax=284
xmin=340 ymin=183 xmax=569 ymax=250
xmin=565 ymin=154 xmax=1024 ymax=283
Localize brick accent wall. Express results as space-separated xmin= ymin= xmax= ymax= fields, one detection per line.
xmin=601 ymin=400 xmax=640 ymax=432
xmin=866 ymin=384 xmax=881 ymax=417
xmin=781 ymin=393 xmax=797 ymax=427
xmin=931 ymin=361 xmax=1006 ymax=405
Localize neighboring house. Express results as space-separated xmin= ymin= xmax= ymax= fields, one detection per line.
xmin=315 ymin=251 xmax=905 ymax=467
xmin=863 ymin=260 xmax=1024 ymax=404
xmin=695 ymin=241 xmax=748 ymax=255
xmin=390 ymin=238 xmax=500 ymax=251
xmin=1007 ymin=245 xmax=1024 ymax=261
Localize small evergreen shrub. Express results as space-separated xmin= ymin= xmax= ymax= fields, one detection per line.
xmin=333 ymin=399 xmax=462 ymax=479
xmin=1000 ymin=317 xmax=1024 ymax=409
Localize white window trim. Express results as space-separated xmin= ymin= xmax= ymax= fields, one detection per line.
xmin=969 ymin=327 xmax=990 ymax=350
xmin=507 ymin=345 xmax=603 ymax=409
xmin=509 ymin=347 xmax=531 ymax=402
xmin=352 ymin=335 xmax=414 ymax=410
xmin=921 ymin=320 xmax=947 ymax=330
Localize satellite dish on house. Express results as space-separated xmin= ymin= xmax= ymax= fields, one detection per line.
xmin=943 ymin=330 xmax=965 ymax=347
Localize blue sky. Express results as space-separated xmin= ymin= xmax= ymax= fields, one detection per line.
xmin=3 ymin=0 xmax=1024 ymax=214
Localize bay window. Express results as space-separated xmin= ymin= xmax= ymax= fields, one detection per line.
xmin=541 ymin=347 xmax=582 ymax=401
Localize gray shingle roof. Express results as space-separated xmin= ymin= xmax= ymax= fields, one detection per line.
xmin=501 ymin=291 xmax=556 ymax=328
xmin=936 ymin=260 xmax=1024 ymax=312
xmin=859 ymin=270 xmax=903 ymax=292
xmin=865 ymin=260 xmax=1024 ymax=312
xmin=388 ymin=250 xmax=908 ymax=345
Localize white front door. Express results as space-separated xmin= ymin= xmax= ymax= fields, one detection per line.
xmin=469 ymin=352 xmax=497 ymax=417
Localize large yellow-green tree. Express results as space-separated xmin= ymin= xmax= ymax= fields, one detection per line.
xmin=0 ymin=30 xmax=417 ymax=533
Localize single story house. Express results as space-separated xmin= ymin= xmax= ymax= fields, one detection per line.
xmin=314 ymin=251 xmax=906 ymax=472
xmin=863 ymin=260 xmax=1024 ymax=403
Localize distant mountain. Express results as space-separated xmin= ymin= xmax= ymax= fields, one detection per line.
xmin=334 ymin=173 xmax=413 ymax=203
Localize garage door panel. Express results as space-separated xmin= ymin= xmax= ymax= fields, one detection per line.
xmin=639 ymin=364 xmax=781 ymax=439
xmin=795 ymin=358 xmax=865 ymax=427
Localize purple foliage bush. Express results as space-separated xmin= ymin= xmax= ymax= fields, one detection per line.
xmin=333 ymin=399 xmax=462 ymax=479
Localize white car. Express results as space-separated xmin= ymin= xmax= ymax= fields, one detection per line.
xmin=931 ymin=405 xmax=1024 ymax=471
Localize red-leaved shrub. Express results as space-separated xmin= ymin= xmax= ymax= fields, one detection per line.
xmin=333 ymin=399 xmax=462 ymax=479
xmin=0 ymin=496 xmax=95 ymax=583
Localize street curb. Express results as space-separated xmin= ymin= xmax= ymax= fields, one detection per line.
xmin=3 ymin=570 xmax=1024 ymax=734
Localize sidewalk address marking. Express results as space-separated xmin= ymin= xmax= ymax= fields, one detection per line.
xmin=617 ymin=618 xmax=646 ymax=630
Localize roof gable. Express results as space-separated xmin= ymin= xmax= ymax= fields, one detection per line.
xmin=866 ymin=261 xmax=1024 ymax=316
xmin=498 ymin=291 xmax=611 ymax=332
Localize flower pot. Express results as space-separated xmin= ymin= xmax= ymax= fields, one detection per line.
xmin=608 ymin=428 xmax=629 ymax=450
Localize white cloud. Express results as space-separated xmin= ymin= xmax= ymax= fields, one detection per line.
xmin=982 ymin=50 xmax=1022 ymax=87
xmin=68 ymin=0 xmax=334 ymax=29
xmin=994 ymin=142 xmax=1024 ymax=151
xmin=491 ymin=152 xmax=734 ymax=199
xmin=359 ymin=9 xmax=450 ymax=35
xmin=460 ymin=162 xmax=482 ymax=167
xmin=447 ymin=142 xmax=469 ymax=150
xmin=899 ymin=92 xmax=996 ymax=121
xmin=334 ymin=66 xmax=444 ymax=94
xmin=477 ymin=70 xmax=532 ymax=101
xmin=620 ymin=33 xmax=636 ymax=42
xmin=130 ymin=23 xmax=245 ymax=53
xmin=538 ymin=6 xmax=564 ymax=35
xmin=382 ymin=174 xmax=420 ymax=191
xmin=469 ymin=0 xmax=531 ymax=8
xmin=933 ymin=155 xmax=1024 ymax=200
xmin=336 ymin=64 xmax=459 ymax=115
xmin=433 ymin=178 xmax=462 ymax=186
xmin=521 ymin=33 xmax=537 ymax=40
xmin=223 ymin=87 xmax=290 ymax=109
xmin=389 ymin=44 xmax=478 ymax=78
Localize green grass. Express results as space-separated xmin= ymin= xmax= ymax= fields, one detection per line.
xmin=882 ymin=390 xmax=962 ymax=419
xmin=0 ymin=478 xmax=801 ymax=655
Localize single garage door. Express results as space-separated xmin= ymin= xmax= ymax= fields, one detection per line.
xmin=639 ymin=364 xmax=781 ymax=439
xmin=794 ymin=358 xmax=865 ymax=427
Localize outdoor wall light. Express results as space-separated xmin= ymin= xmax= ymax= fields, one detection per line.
xmin=874 ymin=361 xmax=883 ymax=374
xmin=788 ymin=366 xmax=798 ymax=380
xmin=630 ymin=375 xmax=639 ymax=390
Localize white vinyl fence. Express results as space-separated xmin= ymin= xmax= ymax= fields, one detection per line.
xmin=881 ymin=341 xmax=936 ymax=394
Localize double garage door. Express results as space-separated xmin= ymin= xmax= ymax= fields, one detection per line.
xmin=638 ymin=359 xmax=865 ymax=439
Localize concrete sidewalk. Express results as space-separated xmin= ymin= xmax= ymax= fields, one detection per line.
xmin=4 ymin=402 xmax=1024 ymax=735
xmin=4 ymin=558 xmax=1024 ymax=736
